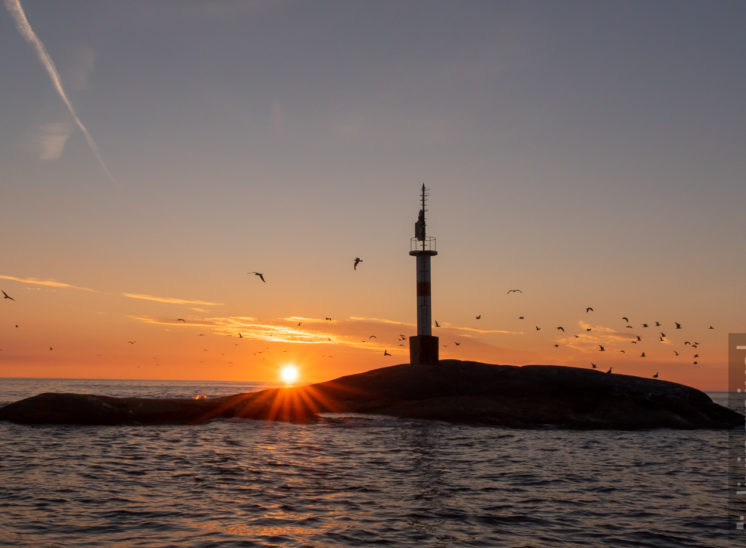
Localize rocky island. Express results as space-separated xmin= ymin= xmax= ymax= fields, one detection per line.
xmin=0 ymin=361 xmax=741 ymax=429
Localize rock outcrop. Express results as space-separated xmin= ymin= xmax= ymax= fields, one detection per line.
xmin=0 ymin=361 xmax=741 ymax=429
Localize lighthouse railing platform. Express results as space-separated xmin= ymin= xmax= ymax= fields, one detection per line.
xmin=410 ymin=236 xmax=437 ymax=254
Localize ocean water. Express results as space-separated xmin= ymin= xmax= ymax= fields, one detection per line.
xmin=0 ymin=378 xmax=741 ymax=547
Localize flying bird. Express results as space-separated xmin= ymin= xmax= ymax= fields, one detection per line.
xmin=653 ymin=372 xmax=659 ymax=378
xmin=128 ymin=340 xmax=136 ymax=345
xmin=535 ymin=326 xmax=541 ymax=331
xmin=674 ymin=350 xmax=679 ymax=356
xmin=238 ymin=332 xmax=243 ymax=339
xmin=642 ymin=323 xmax=649 ymax=328
xmin=556 ymin=326 xmax=565 ymax=332
xmin=2 ymin=290 xmax=14 ymax=301
xmin=655 ymin=321 xmax=661 ymax=327
xmin=599 ymin=345 xmax=605 ymax=351
xmin=435 ymin=320 xmax=440 ymax=327
xmin=708 ymin=325 xmax=714 ymax=330
xmin=384 ymin=350 xmax=391 ymax=356
xmin=454 ymin=341 xmax=461 ymax=346
xmin=177 ymin=318 xmax=186 ymax=323
xmin=325 ymin=317 xmax=332 ymax=321
xmin=606 ymin=367 xmax=613 ymax=374
xmin=585 ymin=307 xmax=594 ymax=313
xmin=622 ymin=316 xmax=629 ymax=323
xmin=354 ymin=257 xmax=363 ymax=270
xmin=591 ymin=362 xmax=597 ymax=369
xmin=368 ymin=335 xmax=377 ymax=340
xmin=475 ymin=314 xmax=481 ymax=320
xmin=249 ymin=272 xmax=266 ymax=283
xmin=506 ymin=289 xmax=522 ymax=294
xmin=518 ymin=316 xmax=525 ymax=320
xmin=641 ymin=352 xmax=646 ymax=358
xmin=674 ymin=322 xmax=682 ymax=329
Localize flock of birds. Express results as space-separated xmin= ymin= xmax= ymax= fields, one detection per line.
xmin=2 ymin=262 xmax=718 ymax=379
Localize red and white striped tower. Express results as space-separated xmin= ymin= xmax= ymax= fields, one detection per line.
xmin=409 ymin=184 xmax=439 ymax=364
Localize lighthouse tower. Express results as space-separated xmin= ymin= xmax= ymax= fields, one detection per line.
xmin=409 ymin=184 xmax=439 ymax=365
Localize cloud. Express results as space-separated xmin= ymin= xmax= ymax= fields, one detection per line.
xmin=0 ymin=273 xmax=96 ymax=291
xmin=4 ymin=0 xmax=115 ymax=182
xmin=35 ymin=122 xmax=73 ymax=160
xmin=123 ymin=293 xmax=223 ymax=307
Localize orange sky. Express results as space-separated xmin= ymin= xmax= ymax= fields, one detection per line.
xmin=0 ymin=271 xmax=728 ymax=391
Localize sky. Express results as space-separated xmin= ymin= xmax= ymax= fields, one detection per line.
xmin=0 ymin=0 xmax=744 ymax=390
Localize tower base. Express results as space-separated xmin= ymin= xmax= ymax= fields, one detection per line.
xmin=409 ymin=335 xmax=439 ymax=365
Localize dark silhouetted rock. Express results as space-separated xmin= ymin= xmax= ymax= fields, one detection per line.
xmin=0 ymin=361 xmax=741 ymax=429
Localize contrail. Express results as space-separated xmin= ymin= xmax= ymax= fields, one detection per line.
xmin=5 ymin=0 xmax=115 ymax=182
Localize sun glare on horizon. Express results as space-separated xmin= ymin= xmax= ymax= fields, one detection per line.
xmin=280 ymin=364 xmax=300 ymax=386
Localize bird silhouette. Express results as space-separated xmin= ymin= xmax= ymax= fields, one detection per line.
xmin=554 ymin=344 xmax=560 ymax=348
xmin=354 ymin=257 xmax=363 ymax=270
xmin=556 ymin=326 xmax=565 ymax=332
xmin=653 ymin=372 xmax=659 ymax=378
xmin=622 ymin=316 xmax=629 ymax=323
xmin=368 ymin=335 xmax=376 ymax=339
xmin=660 ymin=332 xmax=666 ymax=338
xmin=674 ymin=322 xmax=682 ymax=329
xmin=642 ymin=323 xmax=649 ymax=328
xmin=599 ymin=345 xmax=605 ymax=351
xmin=435 ymin=320 xmax=440 ymax=327
xmin=177 ymin=318 xmax=186 ymax=323
xmin=506 ymin=289 xmax=522 ymax=294
xmin=2 ymin=290 xmax=14 ymax=301
xmin=325 ymin=317 xmax=332 ymax=321
xmin=454 ymin=341 xmax=461 ymax=346
xmin=384 ymin=350 xmax=391 ymax=356
xmin=674 ymin=350 xmax=679 ymax=356
xmin=586 ymin=307 xmax=594 ymax=313
xmin=606 ymin=367 xmax=613 ymax=374
xmin=128 ymin=340 xmax=136 ymax=345
xmin=249 ymin=272 xmax=266 ymax=282
xmin=518 ymin=316 xmax=525 ymax=320
xmin=655 ymin=321 xmax=661 ymax=327
xmin=636 ymin=335 xmax=642 ymax=341
xmin=475 ymin=314 xmax=481 ymax=320
xmin=535 ymin=326 xmax=541 ymax=331
xmin=693 ymin=353 xmax=699 ymax=358
xmin=693 ymin=361 xmax=698 ymax=365
xmin=238 ymin=332 xmax=243 ymax=338
xmin=641 ymin=352 xmax=646 ymax=358
xmin=708 ymin=325 xmax=714 ymax=330
xmin=591 ymin=362 xmax=597 ymax=369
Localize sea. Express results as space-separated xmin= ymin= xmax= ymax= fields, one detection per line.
xmin=0 ymin=378 xmax=742 ymax=547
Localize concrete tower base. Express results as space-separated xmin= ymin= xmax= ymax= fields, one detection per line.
xmin=409 ymin=335 xmax=439 ymax=365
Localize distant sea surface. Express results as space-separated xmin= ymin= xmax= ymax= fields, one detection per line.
xmin=0 ymin=378 xmax=740 ymax=547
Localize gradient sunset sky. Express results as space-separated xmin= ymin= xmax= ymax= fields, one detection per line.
xmin=1 ymin=1 xmax=744 ymax=390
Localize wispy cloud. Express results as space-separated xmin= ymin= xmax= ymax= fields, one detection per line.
xmin=35 ymin=121 xmax=73 ymax=160
xmin=0 ymin=273 xmax=96 ymax=292
xmin=123 ymin=293 xmax=223 ymax=307
xmin=4 ymin=0 xmax=115 ymax=182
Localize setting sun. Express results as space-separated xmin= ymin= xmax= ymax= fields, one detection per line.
xmin=279 ymin=364 xmax=299 ymax=385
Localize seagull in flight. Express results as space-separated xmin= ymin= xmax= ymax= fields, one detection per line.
xmin=599 ymin=345 xmax=605 ymax=351
xmin=585 ymin=307 xmax=594 ymax=313
xmin=622 ymin=316 xmax=629 ymax=323
xmin=506 ymin=289 xmax=522 ymax=294
xmin=674 ymin=322 xmax=682 ymax=329
xmin=384 ymin=350 xmax=391 ymax=356
xmin=2 ymin=290 xmax=14 ymax=301
xmin=354 ymin=257 xmax=363 ymax=270
xmin=591 ymin=362 xmax=597 ymax=369
xmin=475 ymin=314 xmax=481 ymax=320
xmin=556 ymin=326 xmax=565 ymax=332
xmin=653 ymin=372 xmax=659 ymax=378
xmin=249 ymin=272 xmax=266 ymax=283
xmin=435 ymin=320 xmax=440 ymax=327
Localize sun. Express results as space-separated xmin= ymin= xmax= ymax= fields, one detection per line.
xmin=279 ymin=364 xmax=299 ymax=385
